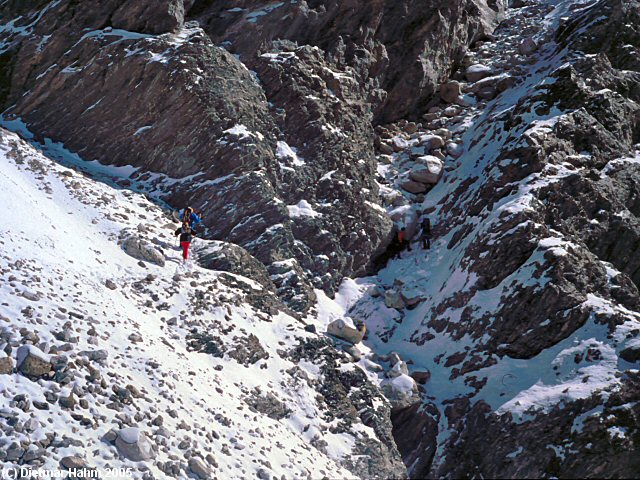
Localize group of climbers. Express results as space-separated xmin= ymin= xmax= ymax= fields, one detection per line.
xmin=174 ymin=206 xmax=202 ymax=262
xmin=172 ymin=204 xmax=428 ymax=264
xmin=394 ymin=216 xmax=432 ymax=258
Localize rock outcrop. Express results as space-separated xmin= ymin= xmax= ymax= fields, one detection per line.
xmin=0 ymin=0 xmax=505 ymax=313
xmin=353 ymin=0 xmax=640 ymax=477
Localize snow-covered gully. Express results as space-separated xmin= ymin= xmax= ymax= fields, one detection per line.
xmin=318 ymin=0 xmax=640 ymax=476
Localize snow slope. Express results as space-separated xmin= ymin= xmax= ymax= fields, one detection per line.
xmin=0 ymin=128 xmax=399 ymax=478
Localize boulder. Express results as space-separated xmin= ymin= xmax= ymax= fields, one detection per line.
xmin=189 ymin=457 xmax=213 ymax=479
xmin=379 ymin=142 xmax=394 ymax=155
xmin=410 ymin=156 xmax=444 ymax=185
xmin=620 ymin=345 xmax=640 ymax=363
xmin=434 ymin=128 xmax=453 ymax=140
xmin=465 ymin=64 xmax=493 ymax=82
xmin=121 ymin=234 xmax=165 ymax=267
xmin=399 ymin=175 xmax=429 ymax=194
xmin=439 ymin=81 xmax=463 ymax=104
xmin=16 ymin=345 xmax=52 ymax=379
xmin=411 ymin=370 xmax=432 ymax=384
xmin=60 ymin=456 xmax=90 ymax=470
xmin=344 ymin=344 xmax=363 ymax=361
xmin=384 ymin=290 xmax=406 ymax=310
xmin=476 ymin=86 xmax=497 ymax=100
xmin=79 ymin=349 xmax=108 ymax=364
xmin=446 ymin=142 xmax=464 ymax=158
xmin=386 ymin=360 xmax=410 ymax=378
xmin=496 ymin=75 xmax=516 ymax=92
xmin=115 ymin=427 xmax=155 ymax=462
xmin=326 ymin=319 xmax=366 ymax=345
xmin=518 ymin=37 xmax=538 ymax=55
xmin=418 ymin=134 xmax=445 ymax=151
xmin=366 ymin=285 xmax=383 ymax=297
xmin=443 ymin=105 xmax=460 ymax=117
xmin=388 ymin=352 xmax=402 ymax=366
xmin=111 ymin=0 xmax=185 ymax=35
xmin=198 ymin=241 xmax=275 ymax=291
xmin=381 ymin=374 xmax=420 ymax=409
xmin=471 ymin=74 xmax=515 ymax=94
xmin=0 ymin=356 xmax=13 ymax=375
xmin=392 ymin=136 xmax=410 ymax=152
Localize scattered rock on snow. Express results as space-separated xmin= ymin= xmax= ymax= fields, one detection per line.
xmin=518 ymin=37 xmax=538 ymax=55
xmin=115 ymin=427 xmax=155 ymax=462
xmin=384 ymin=290 xmax=406 ymax=310
xmin=410 ymin=156 xmax=443 ymax=185
xmin=189 ymin=457 xmax=213 ymax=479
xmin=0 ymin=356 xmax=14 ymax=374
xmin=227 ymin=334 xmax=269 ymax=366
xmin=326 ymin=319 xmax=366 ymax=345
xmin=16 ymin=345 xmax=52 ymax=379
xmin=120 ymin=233 xmax=166 ymax=267
xmin=465 ymin=63 xmax=493 ymax=82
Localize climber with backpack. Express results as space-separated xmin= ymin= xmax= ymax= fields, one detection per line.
xmin=420 ymin=217 xmax=432 ymax=250
xmin=394 ymin=227 xmax=411 ymax=258
xmin=175 ymin=222 xmax=196 ymax=262
xmin=179 ymin=206 xmax=202 ymax=229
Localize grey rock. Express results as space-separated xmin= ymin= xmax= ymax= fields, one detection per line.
xmin=327 ymin=319 xmax=366 ymax=345
xmin=518 ymin=37 xmax=538 ymax=55
xmin=79 ymin=350 xmax=108 ymax=364
xmin=465 ymin=64 xmax=493 ymax=82
xmin=0 ymin=356 xmax=13 ymax=374
xmin=446 ymin=142 xmax=464 ymax=159
xmin=440 ymin=81 xmax=463 ymax=104
xmin=189 ymin=457 xmax=213 ymax=479
xmin=115 ymin=427 xmax=155 ymax=462
xmin=399 ymin=175 xmax=429 ymax=194
xmin=620 ymin=345 xmax=640 ymax=363
xmin=384 ymin=290 xmax=406 ymax=310
xmin=121 ymin=234 xmax=166 ymax=267
xmin=60 ymin=456 xmax=89 ymax=470
xmin=16 ymin=345 xmax=52 ymax=379
xmin=257 ymin=468 xmax=271 ymax=480
xmin=409 ymin=157 xmax=444 ymax=185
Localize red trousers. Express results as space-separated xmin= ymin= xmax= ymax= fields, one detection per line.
xmin=180 ymin=241 xmax=191 ymax=260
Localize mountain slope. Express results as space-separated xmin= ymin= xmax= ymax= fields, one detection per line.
xmin=0 ymin=128 xmax=405 ymax=478
xmin=339 ymin=0 xmax=640 ymax=476
xmin=1 ymin=0 xmax=640 ymax=478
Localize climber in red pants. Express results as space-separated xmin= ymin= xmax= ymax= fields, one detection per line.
xmin=174 ymin=223 xmax=196 ymax=262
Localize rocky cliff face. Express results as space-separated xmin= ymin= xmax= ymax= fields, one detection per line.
xmin=189 ymin=0 xmax=505 ymax=122
xmin=0 ymin=0 xmax=504 ymax=314
xmin=346 ymin=0 xmax=640 ymax=477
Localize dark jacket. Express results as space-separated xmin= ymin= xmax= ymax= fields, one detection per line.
xmin=175 ymin=226 xmax=195 ymax=243
xmin=421 ymin=218 xmax=432 ymax=237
